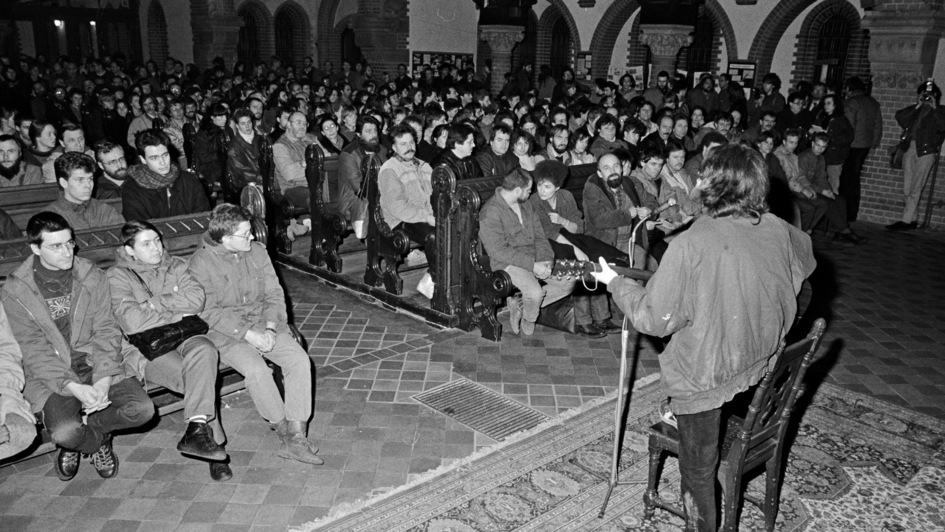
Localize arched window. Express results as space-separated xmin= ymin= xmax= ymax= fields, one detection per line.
xmin=148 ymin=0 xmax=169 ymax=65
xmin=814 ymin=14 xmax=850 ymax=87
xmin=273 ymin=3 xmax=310 ymax=69
xmin=238 ymin=7 xmax=260 ymax=67
xmin=549 ymin=16 xmax=572 ymax=79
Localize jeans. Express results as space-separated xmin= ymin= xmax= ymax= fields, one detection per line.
xmin=677 ymin=407 xmax=721 ymax=532
xmin=144 ymin=335 xmax=225 ymax=444
xmin=219 ymin=331 xmax=312 ymax=424
xmin=504 ymin=265 xmax=575 ymax=323
xmin=42 ymin=377 xmax=154 ymax=454
xmin=0 ymin=413 xmax=36 ymax=460
xmin=900 ymin=142 xmax=937 ymax=223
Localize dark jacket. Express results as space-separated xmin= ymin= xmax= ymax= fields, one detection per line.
xmin=817 ymin=112 xmax=854 ymax=166
xmin=46 ymin=194 xmax=125 ymax=230
xmin=226 ymin=132 xmax=265 ymax=200
xmin=479 ymin=188 xmax=553 ymax=272
xmin=338 ymin=139 xmax=388 ymax=222
xmin=844 ymin=91 xmax=882 ymax=149
xmin=431 ymin=149 xmax=482 ymax=180
xmin=526 ymin=189 xmax=584 ymax=239
xmin=0 ymin=207 xmax=20 ymax=240
xmin=476 ymin=149 xmax=520 ymax=177
xmin=187 ymin=235 xmax=288 ymax=349
xmin=122 ymin=166 xmax=211 ymax=221
xmin=583 ymin=173 xmax=643 ymax=247
xmin=895 ymin=104 xmax=945 ymax=158
xmin=193 ymin=125 xmax=231 ymax=186
xmin=1 ymin=256 xmax=127 ymax=411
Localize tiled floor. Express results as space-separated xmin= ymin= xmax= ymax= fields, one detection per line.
xmin=1 ymin=221 xmax=943 ymax=531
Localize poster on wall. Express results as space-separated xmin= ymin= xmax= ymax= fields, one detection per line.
xmin=410 ymin=52 xmax=475 ymax=79
xmin=575 ymin=53 xmax=593 ymax=81
xmin=727 ymin=61 xmax=757 ymax=98
xmin=627 ymin=66 xmax=644 ymax=89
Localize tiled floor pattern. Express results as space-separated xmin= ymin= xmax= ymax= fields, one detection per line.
xmin=1 ymin=222 xmax=944 ymax=531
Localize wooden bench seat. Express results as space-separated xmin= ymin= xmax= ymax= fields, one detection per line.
xmin=0 ymin=183 xmax=123 ymax=233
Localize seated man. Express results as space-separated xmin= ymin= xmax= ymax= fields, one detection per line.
xmin=47 ymin=152 xmax=125 ymax=229
xmin=188 ymin=204 xmax=323 ymax=465
xmin=124 ymin=129 xmax=211 ymax=221
xmin=378 ymin=124 xmax=437 ymax=298
xmin=476 ymin=124 xmax=519 ymax=176
xmin=592 ymin=143 xmax=816 ymax=532
xmin=107 ymin=220 xmax=231 ymax=481
xmin=480 ymin=168 xmax=576 ymax=336
xmin=798 ymin=132 xmax=866 ymax=245
xmin=93 ymin=141 xmax=129 ymax=200
xmin=0 ymin=302 xmax=36 ymax=461
xmin=225 ymin=108 xmax=266 ymax=205
xmin=42 ymin=124 xmax=95 ymax=183
xmin=0 ymin=134 xmax=43 ymax=187
xmin=775 ymin=128 xmax=828 ymax=233
xmin=682 ymin=131 xmax=728 ymax=182
xmin=338 ymin=115 xmax=387 ymax=238
xmin=431 ymin=123 xmax=482 ymax=180
xmin=272 ymin=111 xmax=316 ymax=208
xmin=589 ymin=114 xmax=629 ymax=159
xmin=1 ymin=212 xmax=154 ymax=481
xmin=544 ymin=125 xmax=573 ymax=165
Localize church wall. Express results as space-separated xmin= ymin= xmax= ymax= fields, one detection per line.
xmin=140 ymin=0 xmax=194 ymax=65
xmin=607 ymin=10 xmax=638 ymax=82
xmin=406 ymin=0 xmax=480 ymax=62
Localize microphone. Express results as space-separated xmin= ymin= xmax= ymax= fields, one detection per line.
xmin=653 ymin=198 xmax=678 ymax=216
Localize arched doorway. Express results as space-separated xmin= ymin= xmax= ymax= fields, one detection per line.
xmin=238 ymin=8 xmax=260 ymax=66
xmin=339 ymin=25 xmax=363 ymax=66
xmin=273 ymin=2 xmax=311 ymax=69
xmin=147 ymin=0 xmax=169 ymax=64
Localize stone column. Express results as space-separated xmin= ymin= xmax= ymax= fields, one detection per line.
xmin=479 ymin=25 xmax=524 ymax=96
xmin=639 ymin=24 xmax=691 ymax=81
xmin=859 ymin=9 xmax=945 ymax=225
xmin=190 ymin=0 xmax=241 ymax=70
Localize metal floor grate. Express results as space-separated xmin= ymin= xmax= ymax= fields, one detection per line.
xmin=413 ymin=379 xmax=549 ymax=441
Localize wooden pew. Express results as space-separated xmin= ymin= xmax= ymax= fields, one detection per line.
xmin=362 ymin=154 xmax=413 ymax=295
xmin=0 ymin=183 xmax=120 ymax=232
xmin=305 ymin=145 xmax=346 ymax=271
xmin=261 ymin=140 xmax=317 ymax=254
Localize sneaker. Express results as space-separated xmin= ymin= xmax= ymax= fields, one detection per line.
xmin=90 ymin=439 xmax=119 ymax=479
xmin=521 ymin=319 xmax=536 ymax=336
xmin=55 ymin=448 xmax=80 ymax=481
xmin=177 ymin=422 xmax=227 ymax=461
xmin=286 ymin=219 xmax=310 ymax=241
xmin=659 ymin=401 xmax=678 ymax=429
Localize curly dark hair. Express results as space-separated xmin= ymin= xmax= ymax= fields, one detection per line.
xmin=699 ymin=144 xmax=769 ymax=220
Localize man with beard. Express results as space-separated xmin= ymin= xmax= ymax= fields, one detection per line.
xmin=641 ymin=114 xmax=674 ymax=153
xmin=94 ymin=141 xmax=129 ymax=199
xmin=643 ymin=71 xmax=672 ymax=109
xmin=543 ymin=125 xmax=572 ymax=165
xmin=480 ymin=168 xmax=575 ymax=336
xmin=378 ymin=125 xmax=437 ymax=298
xmin=476 ymin=124 xmax=520 ymax=176
xmin=0 ymin=135 xmax=43 ymax=187
xmin=431 ymin=123 xmax=482 ymax=180
xmin=46 ymin=152 xmax=124 ymax=230
xmin=338 ymin=115 xmax=388 ymax=238
xmin=246 ymin=97 xmax=271 ymax=136
xmin=123 ymin=129 xmax=210 ymax=221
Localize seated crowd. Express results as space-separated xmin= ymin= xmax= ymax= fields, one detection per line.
xmin=0 ymin=51 xmax=912 ymax=483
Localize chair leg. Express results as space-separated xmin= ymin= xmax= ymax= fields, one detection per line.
xmin=763 ymin=457 xmax=782 ymax=531
xmin=643 ymin=446 xmax=663 ymax=519
xmin=720 ymin=476 xmax=742 ymax=532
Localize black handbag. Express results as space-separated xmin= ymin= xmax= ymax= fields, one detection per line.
xmin=124 ymin=269 xmax=209 ymax=361
xmin=889 ymin=128 xmax=911 ymax=170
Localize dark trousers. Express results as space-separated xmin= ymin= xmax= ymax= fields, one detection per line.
xmin=42 ymin=377 xmax=154 ymax=454
xmin=840 ymin=147 xmax=869 ymax=222
xmin=810 ymin=194 xmax=848 ymax=234
xmin=400 ymin=222 xmax=436 ymax=275
xmin=677 ymin=407 xmax=721 ymax=532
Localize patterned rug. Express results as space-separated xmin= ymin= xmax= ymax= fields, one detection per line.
xmin=298 ymin=377 xmax=945 ymax=532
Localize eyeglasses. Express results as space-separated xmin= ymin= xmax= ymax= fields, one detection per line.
xmin=228 ymin=232 xmax=254 ymax=240
xmin=102 ymin=157 xmax=126 ymax=167
xmin=43 ymin=240 xmax=75 ymax=253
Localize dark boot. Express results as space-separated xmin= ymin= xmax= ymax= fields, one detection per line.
xmin=55 ymin=448 xmax=80 ymax=481
xmin=276 ymin=420 xmax=323 ymax=465
xmin=90 ymin=438 xmax=119 ymax=479
xmin=209 ymin=459 xmax=233 ymax=482
xmin=177 ymin=421 xmax=227 ymax=461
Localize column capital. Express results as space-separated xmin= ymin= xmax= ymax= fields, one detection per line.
xmin=863 ymin=10 xmax=945 ymax=81
xmin=639 ymin=24 xmax=692 ymax=58
xmin=479 ymin=25 xmax=525 ymax=54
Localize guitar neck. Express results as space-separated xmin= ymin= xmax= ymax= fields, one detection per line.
xmin=552 ymin=259 xmax=654 ymax=282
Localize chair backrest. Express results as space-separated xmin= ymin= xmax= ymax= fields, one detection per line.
xmin=729 ymin=318 xmax=827 ymax=465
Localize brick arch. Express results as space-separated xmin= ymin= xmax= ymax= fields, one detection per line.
xmin=589 ymin=0 xmax=641 ymax=79
xmin=273 ymin=0 xmax=312 ymax=69
xmin=536 ymin=0 xmax=580 ymax=73
xmin=317 ymin=0 xmax=346 ymax=68
xmin=236 ymin=0 xmax=274 ymax=67
xmin=791 ymin=0 xmax=868 ymax=88
xmin=703 ymin=0 xmax=737 ymax=63
xmin=146 ymin=0 xmax=169 ymax=64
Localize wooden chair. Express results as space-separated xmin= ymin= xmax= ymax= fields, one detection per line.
xmin=643 ymin=318 xmax=827 ymax=532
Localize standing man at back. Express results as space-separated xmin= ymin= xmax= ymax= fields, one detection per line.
xmin=841 ymin=77 xmax=881 ymax=223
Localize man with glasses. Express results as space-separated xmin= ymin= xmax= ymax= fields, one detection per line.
xmin=93 ymin=141 xmax=129 ymax=199
xmin=188 ymin=204 xmax=323 ymax=465
xmin=0 ymin=211 xmax=154 ymax=481
xmin=122 ymin=129 xmax=210 ymax=221
xmin=47 ymin=152 xmax=124 ymax=229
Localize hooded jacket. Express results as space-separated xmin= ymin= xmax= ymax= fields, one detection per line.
xmin=106 ymin=247 xmax=206 ymax=379
xmin=1 ymin=256 xmax=126 ymax=411
xmin=187 ymin=234 xmax=288 ymax=349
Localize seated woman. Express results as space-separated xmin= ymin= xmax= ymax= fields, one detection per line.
xmin=106 ymin=220 xmax=232 ymax=482
xmin=511 ymin=128 xmax=544 ymax=172
xmin=314 ymin=115 xmax=347 ymax=156
xmin=193 ymin=103 xmax=232 ymax=196
xmin=526 ymin=160 xmax=589 ymax=262
xmin=568 ymin=129 xmax=596 ymax=165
